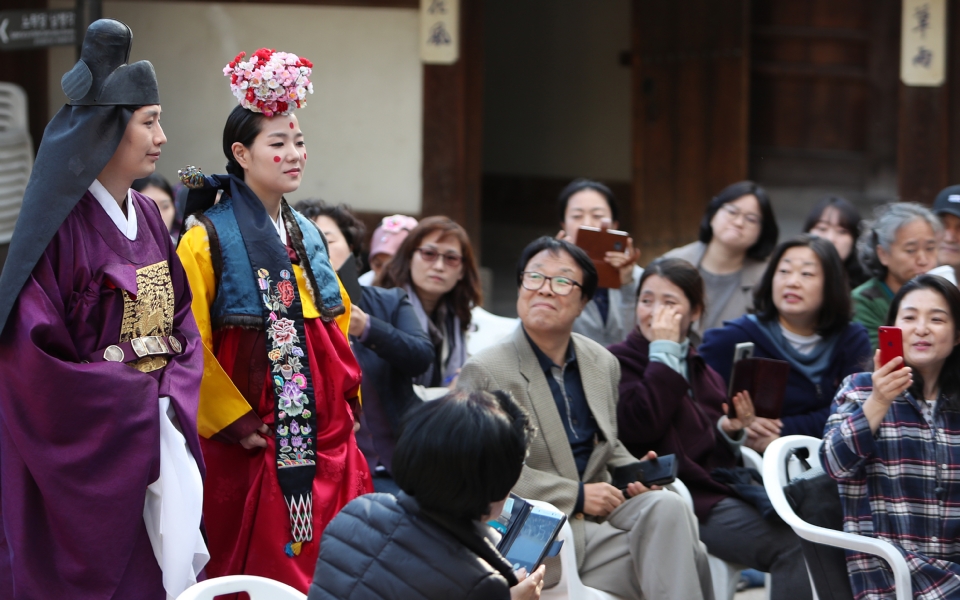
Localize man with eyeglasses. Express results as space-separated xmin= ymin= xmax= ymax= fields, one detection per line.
xmin=458 ymin=236 xmax=714 ymax=600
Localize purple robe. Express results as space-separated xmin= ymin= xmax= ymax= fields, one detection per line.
xmin=0 ymin=190 xmax=204 ymax=599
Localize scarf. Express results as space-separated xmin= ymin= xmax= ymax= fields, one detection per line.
xmin=747 ymin=315 xmax=839 ymax=386
xmin=405 ymin=284 xmax=466 ymax=387
xmin=184 ymin=172 xmax=343 ymax=556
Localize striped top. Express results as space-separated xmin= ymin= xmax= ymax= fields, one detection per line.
xmin=822 ymin=372 xmax=960 ymax=599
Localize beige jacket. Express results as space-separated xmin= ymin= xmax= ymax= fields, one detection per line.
xmin=457 ymin=326 xmax=638 ymax=584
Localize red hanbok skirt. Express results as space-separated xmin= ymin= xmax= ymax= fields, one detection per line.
xmin=201 ymin=316 xmax=372 ymax=592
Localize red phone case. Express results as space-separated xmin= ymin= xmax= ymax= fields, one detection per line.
xmin=878 ymin=326 xmax=904 ymax=366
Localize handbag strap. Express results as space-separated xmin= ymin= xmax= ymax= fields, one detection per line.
xmin=785 ymin=447 xmax=813 ymax=483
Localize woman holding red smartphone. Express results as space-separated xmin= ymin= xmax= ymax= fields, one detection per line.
xmin=822 ymin=274 xmax=960 ymax=599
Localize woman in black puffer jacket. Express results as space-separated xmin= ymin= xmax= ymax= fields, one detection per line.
xmin=308 ymin=390 xmax=545 ymax=600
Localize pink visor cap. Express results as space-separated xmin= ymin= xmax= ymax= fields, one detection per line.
xmin=370 ymin=215 xmax=419 ymax=258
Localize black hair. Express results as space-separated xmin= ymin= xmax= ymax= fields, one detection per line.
xmin=516 ymin=236 xmax=598 ymax=301
xmin=886 ymin=274 xmax=960 ymax=405
xmin=294 ymin=199 xmax=367 ymax=271
xmin=752 ymin=234 xmax=852 ymax=337
xmin=131 ymin=172 xmax=174 ymax=199
xmin=698 ymin=180 xmax=779 ymax=261
xmin=392 ymin=390 xmax=533 ymax=521
xmin=556 ymin=178 xmax=620 ymax=225
xmin=637 ymin=257 xmax=705 ymax=315
xmin=803 ymin=196 xmax=868 ymax=288
xmin=222 ymin=105 xmax=267 ymax=180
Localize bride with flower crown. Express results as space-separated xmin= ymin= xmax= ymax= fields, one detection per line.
xmin=176 ymin=48 xmax=372 ymax=591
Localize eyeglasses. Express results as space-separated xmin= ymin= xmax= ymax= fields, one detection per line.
xmin=720 ymin=203 xmax=762 ymax=226
xmin=415 ymin=247 xmax=463 ymax=267
xmin=521 ymin=271 xmax=583 ymax=296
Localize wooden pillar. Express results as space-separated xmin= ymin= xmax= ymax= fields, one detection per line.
xmin=420 ymin=0 xmax=483 ymax=255
xmin=897 ymin=1 xmax=950 ymax=204
xmin=898 ymin=88 xmax=949 ymax=204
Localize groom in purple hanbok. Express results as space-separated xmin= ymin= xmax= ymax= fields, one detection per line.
xmin=0 ymin=20 xmax=207 ymax=600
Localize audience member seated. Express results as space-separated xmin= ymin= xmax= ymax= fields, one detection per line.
xmin=934 ymin=185 xmax=960 ymax=275
xmin=822 ymin=274 xmax=960 ymax=599
xmin=458 ymin=236 xmax=714 ymax=600
xmin=555 ymin=178 xmax=642 ymax=347
xmin=132 ymin=172 xmax=178 ymax=240
xmin=853 ymin=202 xmax=940 ymax=348
xmin=297 ymin=200 xmax=433 ymax=494
xmin=700 ymin=235 xmax=871 ymax=452
xmin=360 ymin=214 xmax=418 ymax=286
xmin=379 ymin=216 xmax=482 ymax=391
xmin=803 ymin=195 xmax=868 ymax=289
xmin=609 ymin=257 xmax=810 ymax=600
xmin=664 ymin=181 xmax=779 ymax=340
xmin=309 ymin=390 xmax=546 ymax=600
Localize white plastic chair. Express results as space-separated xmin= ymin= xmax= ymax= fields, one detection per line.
xmin=763 ymin=435 xmax=912 ymax=600
xmin=665 ymin=478 xmax=754 ymax=600
xmin=529 ymin=500 xmax=623 ymax=600
xmin=176 ymin=575 xmax=306 ymax=600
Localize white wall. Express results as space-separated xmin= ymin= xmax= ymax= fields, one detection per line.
xmin=483 ymin=0 xmax=632 ymax=181
xmin=49 ymin=1 xmax=423 ymax=213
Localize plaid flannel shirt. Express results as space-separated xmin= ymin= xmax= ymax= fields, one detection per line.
xmin=822 ymin=372 xmax=960 ymax=600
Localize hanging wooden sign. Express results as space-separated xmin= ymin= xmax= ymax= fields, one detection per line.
xmin=420 ymin=0 xmax=459 ymax=65
xmin=900 ymin=0 xmax=946 ymax=86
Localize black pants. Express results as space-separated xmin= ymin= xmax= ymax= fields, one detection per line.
xmin=699 ymin=497 xmax=811 ymax=600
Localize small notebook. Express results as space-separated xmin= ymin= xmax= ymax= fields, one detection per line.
xmin=728 ymin=357 xmax=790 ymax=419
xmin=575 ymin=226 xmax=629 ymax=289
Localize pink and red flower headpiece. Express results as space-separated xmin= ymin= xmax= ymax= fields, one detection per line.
xmin=224 ymin=48 xmax=314 ymax=117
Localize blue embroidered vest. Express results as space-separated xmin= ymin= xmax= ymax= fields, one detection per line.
xmin=198 ymin=198 xmax=342 ymax=328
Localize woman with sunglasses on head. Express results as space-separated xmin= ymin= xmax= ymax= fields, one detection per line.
xmin=176 ymin=49 xmax=371 ymax=591
xmin=378 ymin=216 xmax=483 ymax=391
xmin=823 ymin=274 xmax=960 ymax=599
xmin=664 ymin=181 xmax=779 ymax=341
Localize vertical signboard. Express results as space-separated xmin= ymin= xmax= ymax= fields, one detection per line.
xmin=901 ymin=0 xmax=946 ymax=86
xmin=420 ymin=0 xmax=459 ymax=64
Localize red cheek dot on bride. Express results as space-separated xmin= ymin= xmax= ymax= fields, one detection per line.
xmin=273 ymin=156 xmax=281 ymax=163
xmin=289 ymin=122 xmax=294 ymax=129
xmin=303 ymin=154 xmax=307 ymax=161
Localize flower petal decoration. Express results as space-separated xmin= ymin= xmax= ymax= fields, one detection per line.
xmin=224 ymin=49 xmax=314 ymax=116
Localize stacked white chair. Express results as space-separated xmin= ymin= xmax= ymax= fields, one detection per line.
xmin=0 ymin=82 xmax=33 ymax=245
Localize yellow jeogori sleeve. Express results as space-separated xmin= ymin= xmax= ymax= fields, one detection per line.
xmin=177 ymin=226 xmax=257 ymax=439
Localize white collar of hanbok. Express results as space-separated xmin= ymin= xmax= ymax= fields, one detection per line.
xmin=89 ymin=179 xmax=138 ymax=241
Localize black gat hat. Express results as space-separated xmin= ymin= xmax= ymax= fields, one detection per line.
xmin=0 ymin=19 xmax=160 ymax=334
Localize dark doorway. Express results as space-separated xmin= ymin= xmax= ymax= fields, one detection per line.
xmin=481 ymin=0 xmax=633 ymax=316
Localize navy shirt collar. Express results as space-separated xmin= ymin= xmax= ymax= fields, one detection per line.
xmin=523 ymin=326 xmax=576 ymax=372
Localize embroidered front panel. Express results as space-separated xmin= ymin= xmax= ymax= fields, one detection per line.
xmin=259 ymin=268 xmax=316 ymax=469
xmin=120 ymin=261 xmax=175 ymax=373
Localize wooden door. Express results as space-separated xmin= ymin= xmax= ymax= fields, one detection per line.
xmin=630 ymin=0 xmax=750 ymax=261
xmin=749 ymin=0 xmax=899 ymax=197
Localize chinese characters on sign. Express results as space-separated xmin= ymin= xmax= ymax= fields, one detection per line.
xmin=0 ymin=9 xmax=76 ymax=50
xmin=900 ymin=0 xmax=946 ymax=86
xmin=420 ymin=0 xmax=459 ymax=64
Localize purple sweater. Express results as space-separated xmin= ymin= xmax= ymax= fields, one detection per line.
xmin=609 ymin=330 xmax=739 ymax=521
